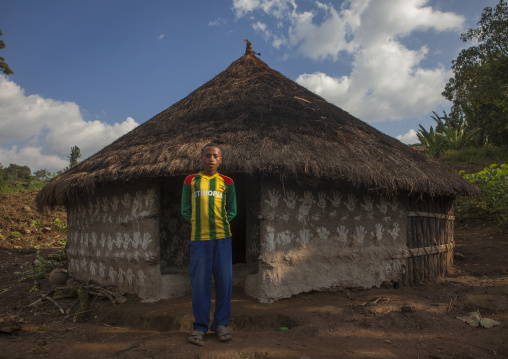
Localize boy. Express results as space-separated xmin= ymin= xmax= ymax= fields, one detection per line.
xmin=181 ymin=143 xmax=237 ymax=346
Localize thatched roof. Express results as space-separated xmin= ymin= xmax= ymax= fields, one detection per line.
xmin=37 ymin=44 xmax=478 ymax=208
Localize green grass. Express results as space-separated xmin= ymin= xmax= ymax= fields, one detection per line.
xmin=440 ymin=145 xmax=508 ymax=164
xmin=0 ymin=179 xmax=47 ymax=193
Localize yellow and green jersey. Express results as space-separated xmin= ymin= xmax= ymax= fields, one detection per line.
xmin=181 ymin=172 xmax=237 ymax=241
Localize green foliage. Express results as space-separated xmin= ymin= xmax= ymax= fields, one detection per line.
xmin=0 ymin=162 xmax=47 ymax=193
xmin=54 ymin=217 xmax=68 ymax=234
xmin=33 ymin=255 xmax=52 ymax=278
xmin=0 ymin=29 xmax=14 ymax=76
xmin=34 ymin=169 xmax=51 ymax=181
xmin=1 ymin=163 xmax=31 ymax=181
xmin=417 ymin=124 xmax=445 ymax=158
xmin=0 ymin=178 xmax=46 ymax=193
xmin=443 ymin=0 xmax=508 ymax=146
xmin=440 ymin=146 xmax=508 ymax=164
xmin=9 ymin=231 xmax=21 ymax=239
xmin=16 ymin=250 xmax=67 ymax=283
xmin=417 ymin=111 xmax=481 ymax=157
xmin=455 ymin=164 xmax=508 ymax=224
xmin=31 ymin=219 xmax=42 ymax=227
xmin=63 ymin=145 xmax=81 ymax=172
xmin=436 ymin=120 xmax=481 ymax=151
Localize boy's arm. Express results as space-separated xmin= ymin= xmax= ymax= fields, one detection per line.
xmin=181 ymin=180 xmax=193 ymax=222
xmin=226 ymin=183 xmax=237 ymax=222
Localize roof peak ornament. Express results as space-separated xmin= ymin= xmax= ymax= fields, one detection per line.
xmin=243 ymin=39 xmax=261 ymax=56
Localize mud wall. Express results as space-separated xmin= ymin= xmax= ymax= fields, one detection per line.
xmin=252 ymin=176 xmax=409 ymax=302
xmin=66 ymin=181 xmax=161 ymax=299
xmin=159 ymin=176 xmax=190 ymax=274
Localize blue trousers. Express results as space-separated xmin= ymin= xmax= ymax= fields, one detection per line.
xmin=189 ymin=237 xmax=232 ymax=333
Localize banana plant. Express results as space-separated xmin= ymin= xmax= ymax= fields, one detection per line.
xmin=416 ymin=124 xmax=446 ymax=157
xmin=417 ymin=111 xmax=481 ymax=156
xmin=436 ymin=121 xmax=481 ymax=150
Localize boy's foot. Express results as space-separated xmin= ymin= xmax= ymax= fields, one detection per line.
xmin=216 ymin=325 xmax=232 ymax=342
xmin=188 ymin=330 xmax=205 ymax=346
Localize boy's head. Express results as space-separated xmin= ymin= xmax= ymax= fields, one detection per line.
xmin=201 ymin=143 xmax=222 ymax=155
xmin=201 ymin=143 xmax=222 ymax=175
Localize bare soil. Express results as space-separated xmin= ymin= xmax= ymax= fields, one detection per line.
xmin=0 ymin=191 xmax=507 ymax=359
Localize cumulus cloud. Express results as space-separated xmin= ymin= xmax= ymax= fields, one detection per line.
xmin=0 ymin=146 xmax=68 ymax=174
xmin=396 ymin=129 xmax=419 ymax=145
xmin=233 ymin=0 xmax=465 ymax=123
xmin=0 ymin=76 xmax=139 ymax=172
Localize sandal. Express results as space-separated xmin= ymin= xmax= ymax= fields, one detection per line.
xmin=216 ymin=325 xmax=232 ymax=342
xmin=188 ymin=330 xmax=206 ymax=346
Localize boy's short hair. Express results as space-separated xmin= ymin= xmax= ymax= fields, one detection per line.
xmin=202 ymin=142 xmax=222 ymax=155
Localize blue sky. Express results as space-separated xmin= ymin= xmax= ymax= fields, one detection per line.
xmin=0 ymin=0 xmax=497 ymax=172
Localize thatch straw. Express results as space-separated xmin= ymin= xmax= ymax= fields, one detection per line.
xmin=36 ymin=51 xmax=478 ymax=208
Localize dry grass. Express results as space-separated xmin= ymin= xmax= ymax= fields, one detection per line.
xmin=37 ymin=52 xmax=478 ymax=208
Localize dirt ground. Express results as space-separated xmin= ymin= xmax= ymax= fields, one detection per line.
xmin=0 ymin=191 xmax=507 ymax=358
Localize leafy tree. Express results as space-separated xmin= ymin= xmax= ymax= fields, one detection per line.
xmin=34 ymin=169 xmax=51 ymax=181
xmin=2 ymin=164 xmax=31 ymax=180
xmin=0 ymin=29 xmax=14 ymax=76
xmin=443 ymin=0 xmax=508 ymax=145
xmin=67 ymin=145 xmax=81 ymax=170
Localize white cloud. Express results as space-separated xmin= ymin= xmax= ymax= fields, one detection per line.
xmin=297 ymin=42 xmax=452 ymax=122
xmin=233 ymin=0 xmax=293 ymax=19
xmin=233 ymin=0 xmax=262 ymax=17
xmin=0 ymin=76 xmax=139 ymax=172
xmin=288 ymin=5 xmax=355 ymax=60
xmin=209 ymin=18 xmax=226 ymax=26
xmin=233 ymin=0 xmax=465 ymax=123
xmin=0 ymin=146 xmax=67 ymax=174
xmin=158 ymin=34 xmax=165 ymax=40
xmin=396 ymin=129 xmax=419 ymax=144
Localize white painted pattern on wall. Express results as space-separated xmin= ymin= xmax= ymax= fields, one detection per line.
xmin=283 ymin=191 xmax=297 ymax=209
xmin=317 ymin=192 xmax=327 ymax=211
xmin=265 ymin=189 xmax=281 ymax=208
xmin=297 ymin=191 xmax=315 ymax=224
xmin=261 ymin=185 xmax=406 ymax=254
xmin=345 ymin=194 xmax=357 ymax=211
xmin=336 ymin=225 xmax=348 ymax=244
xmin=316 ymin=227 xmax=330 ymax=240
xmin=67 ymin=187 xmax=159 ymax=291
xmin=328 ymin=191 xmax=342 ymax=207
xmin=298 ymin=228 xmax=312 ymax=245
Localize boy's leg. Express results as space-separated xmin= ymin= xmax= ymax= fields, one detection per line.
xmin=190 ymin=240 xmax=213 ymax=333
xmin=212 ymin=237 xmax=232 ymax=330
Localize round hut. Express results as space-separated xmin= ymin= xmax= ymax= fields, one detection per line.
xmin=36 ymin=42 xmax=478 ymax=303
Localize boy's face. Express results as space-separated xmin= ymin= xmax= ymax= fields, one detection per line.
xmin=201 ymin=146 xmax=222 ymax=175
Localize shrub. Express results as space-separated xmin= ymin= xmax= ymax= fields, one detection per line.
xmin=455 ymin=164 xmax=508 ymax=224
xmin=54 ymin=217 xmax=68 ymax=234
xmin=9 ymin=231 xmax=21 ymax=239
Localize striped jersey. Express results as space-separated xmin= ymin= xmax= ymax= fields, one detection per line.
xmin=181 ymin=172 xmax=237 ymax=241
